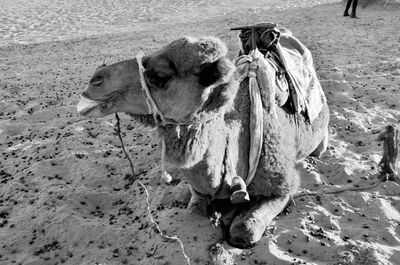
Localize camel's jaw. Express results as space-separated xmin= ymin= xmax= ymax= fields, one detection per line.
xmin=77 ymin=58 xmax=151 ymax=118
xmin=77 ymin=95 xmax=108 ymax=118
xmin=77 ymin=95 xmax=155 ymax=126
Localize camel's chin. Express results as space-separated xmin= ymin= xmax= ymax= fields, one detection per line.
xmin=77 ymin=96 xmax=107 ymax=118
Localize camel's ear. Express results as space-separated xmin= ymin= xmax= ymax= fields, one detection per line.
xmin=198 ymin=58 xmax=233 ymax=87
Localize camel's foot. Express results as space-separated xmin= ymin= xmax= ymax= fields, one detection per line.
xmin=311 ymin=129 xmax=328 ymax=158
xmin=228 ymin=196 xmax=290 ymax=248
xmin=350 ymin=13 xmax=359 ymax=19
xmin=186 ymin=186 xmax=208 ymax=215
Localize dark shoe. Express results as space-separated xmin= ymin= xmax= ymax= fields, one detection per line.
xmin=350 ymin=13 xmax=359 ymax=18
xmin=343 ymin=11 xmax=350 ymax=17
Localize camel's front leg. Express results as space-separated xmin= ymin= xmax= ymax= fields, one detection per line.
xmin=228 ymin=195 xmax=290 ymax=248
xmin=186 ymin=185 xmax=209 ymax=215
xmin=228 ymin=162 xmax=299 ymax=248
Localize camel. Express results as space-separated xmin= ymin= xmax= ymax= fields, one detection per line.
xmin=77 ymin=27 xmax=329 ymax=248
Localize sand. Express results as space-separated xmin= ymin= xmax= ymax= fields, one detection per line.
xmin=1 ymin=1 xmax=400 ymax=265
xmin=0 ymin=0 xmax=337 ymax=46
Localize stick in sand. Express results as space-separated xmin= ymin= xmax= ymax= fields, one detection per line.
xmin=378 ymin=124 xmax=399 ymax=181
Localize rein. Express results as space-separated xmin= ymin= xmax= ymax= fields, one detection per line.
xmin=116 ymin=54 xmax=194 ymax=262
xmin=114 ymin=113 xmax=191 ymax=265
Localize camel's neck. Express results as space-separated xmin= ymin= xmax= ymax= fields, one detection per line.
xmin=159 ymin=114 xmax=228 ymax=169
xmin=157 ymin=78 xmax=240 ymax=169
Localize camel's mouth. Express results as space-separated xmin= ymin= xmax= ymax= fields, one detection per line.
xmin=77 ymin=95 xmax=155 ymax=126
xmin=76 ymin=96 xmax=105 ymax=117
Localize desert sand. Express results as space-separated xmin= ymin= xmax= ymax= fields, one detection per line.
xmin=1 ymin=1 xmax=400 ymax=265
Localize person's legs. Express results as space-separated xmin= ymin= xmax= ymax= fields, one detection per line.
xmin=344 ymin=0 xmax=353 ymax=16
xmin=351 ymin=0 xmax=359 ymax=18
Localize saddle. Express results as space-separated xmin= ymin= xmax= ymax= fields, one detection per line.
xmin=230 ymin=23 xmax=327 ymax=187
xmin=232 ymin=23 xmax=325 ymax=121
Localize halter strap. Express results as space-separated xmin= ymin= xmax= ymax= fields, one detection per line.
xmin=136 ymin=52 xmax=262 ymax=188
xmin=136 ymin=53 xmax=171 ymax=183
xmin=136 ymin=53 xmax=213 ymax=126
xmin=136 ymin=54 xmax=218 ymax=184
xmin=136 ymin=53 xmax=168 ymax=126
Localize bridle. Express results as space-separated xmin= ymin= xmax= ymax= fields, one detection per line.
xmin=135 ymin=53 xmax=175 ymax=183
xmin=135 ymin=53 xmax=217 ymax=127
xmin=136 ymin=53 xmax=169 ymax=126
xmin=135 ymin=46 xmax=263 ymax=187
xmin=135 ymin=53 xmax=220 ymax=183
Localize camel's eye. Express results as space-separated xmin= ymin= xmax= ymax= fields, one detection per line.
xmin=89 ymin=75 xmax=103 ymax=86
xmin=144 ymin=69 xmax=172 ymax=89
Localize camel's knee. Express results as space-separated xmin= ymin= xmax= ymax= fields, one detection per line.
xmin=228 ymin=195 xmax=291 ymax=248
xmin=228 ymin=214 xmax=264 ymax=248
xmin=186 ymin=186 xmax=208 ymax=215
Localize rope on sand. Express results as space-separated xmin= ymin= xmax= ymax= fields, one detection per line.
xmin=295 ymin=124 xmax=399 ymax=200
xmin=115 ymin=113 xmax=191 ymax=265
xmin=293 ymin=180 xmax=383 ymax=200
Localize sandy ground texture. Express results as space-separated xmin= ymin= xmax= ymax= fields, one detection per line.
xmin=1 ymin=2 xmax=400 ymax=265
xmin=0 ymin=0 xmax=336 ymax=46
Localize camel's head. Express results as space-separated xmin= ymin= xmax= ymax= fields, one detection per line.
xmin=77 ymin=37 xmax=236 ymax=124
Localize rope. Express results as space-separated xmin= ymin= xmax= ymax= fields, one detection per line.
xmin=234 ymin=50 xmax=264 ymax=186
xmin=115 ymin=113 xmax=136 ymax=182
xmin=136 ymin=53 xmax=171 ymax=183
xmin=135 ymin=53 xmax=219 ymax=184
xmin=246 ymin=51 xmax=263 ymax=186
xmin=115 ymin=113 xmax=191 ymax=265
xmin=293 ymin=180 xmax=383 ymax=199
xmin=160 ymin=137 xmax=172 ymax=182
xmin=136 ymin=53 xmax=167 ymax=125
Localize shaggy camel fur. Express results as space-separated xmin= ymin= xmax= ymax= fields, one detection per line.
xmin=77 ymin=36 xmax=329 ymax=247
